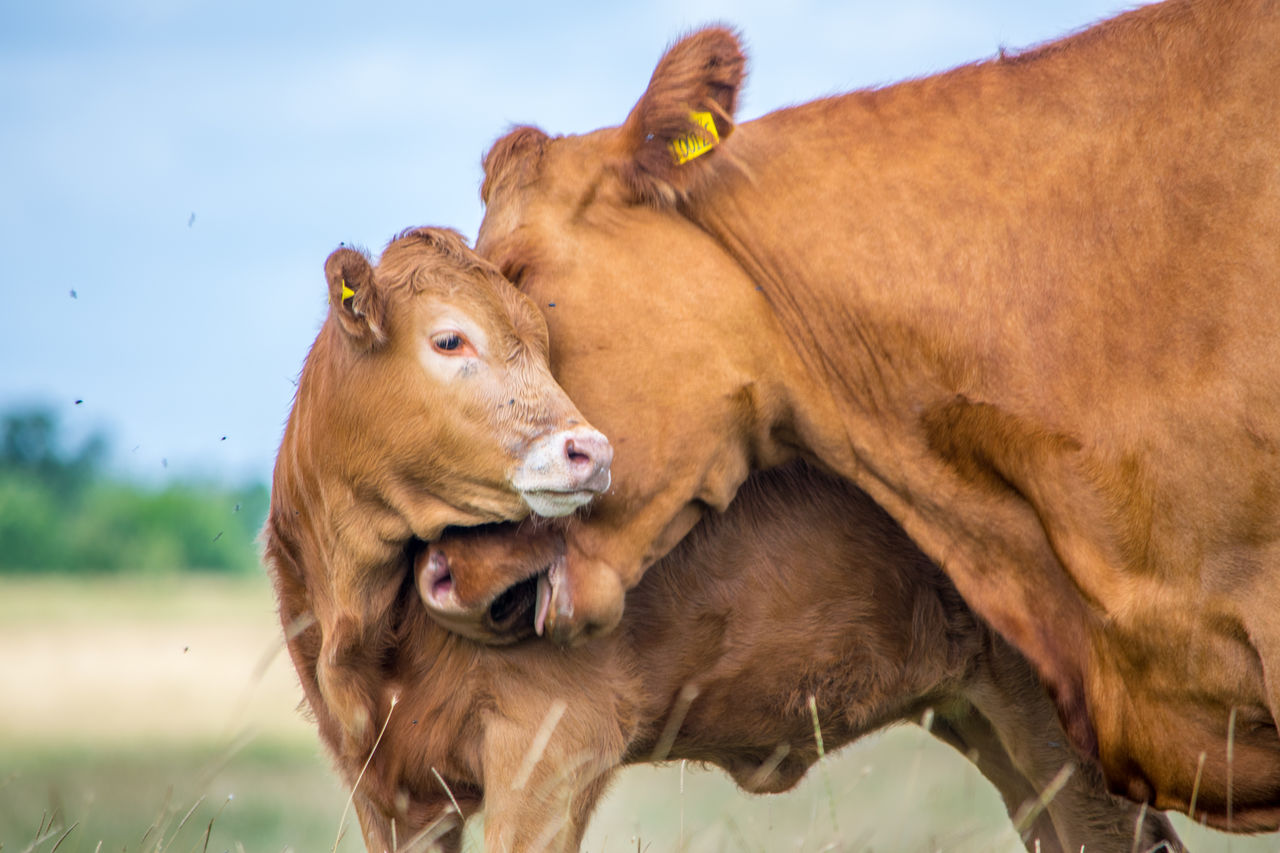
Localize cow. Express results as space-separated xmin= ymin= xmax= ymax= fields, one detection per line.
xmin=471 ymin=0 xmax=1280 ymax=829
xmin=333 ymin=462 xmax=1183 ymax=852
xmin=262 ymin=226 xmax=611 ymax=766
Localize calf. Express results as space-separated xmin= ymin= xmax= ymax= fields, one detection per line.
xmin=263 ymin=227 xmax=610 ymax=766
xmin=340 ymin=463 xmax=1181 ymax=852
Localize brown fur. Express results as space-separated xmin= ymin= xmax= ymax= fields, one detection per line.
xmin=263 ymin=227 xmax=609 ymax=766
xmin=474 ymin=1 xmax=1280 ymax=829
xmin=333 ymin=463 xmax=1183 ymax=852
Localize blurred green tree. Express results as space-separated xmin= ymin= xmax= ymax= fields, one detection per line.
xmin=0 ymin=406 xmax=267 ymax=574
xmin=2 ymin=408 xmax=106 ymax=499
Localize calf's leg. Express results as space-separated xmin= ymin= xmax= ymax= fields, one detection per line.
xmin=931 ymin=708 xmax=1072 ymax=853
xmin=959 ymin=643 xmax=1185 ymax=853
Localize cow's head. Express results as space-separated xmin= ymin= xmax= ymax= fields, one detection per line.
xmin=472 ymin=30 xmax=832 ymax=644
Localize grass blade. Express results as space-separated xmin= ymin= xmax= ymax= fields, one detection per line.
xmin=333 ymin=694 xmax=399 ymax=853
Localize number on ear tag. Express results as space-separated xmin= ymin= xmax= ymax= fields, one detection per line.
xmin=669 ymin=110 xmax=720 ymax=165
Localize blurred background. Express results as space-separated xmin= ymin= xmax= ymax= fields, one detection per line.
xmin=3 ymin=1 xmax=1270 ymax=850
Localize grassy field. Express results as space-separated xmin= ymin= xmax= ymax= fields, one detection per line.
xmin=1 ymin=575 xmax=1275 ymax=852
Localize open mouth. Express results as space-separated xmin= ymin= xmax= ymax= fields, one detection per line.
xmin=414 ymin=522 xmax=565 ymax=645
xmin=485 ymin=571 xmax=541 ymax=634
xmin=485 ymin=560 xmax=561 ymax=640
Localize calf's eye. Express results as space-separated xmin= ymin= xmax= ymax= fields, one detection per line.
xmin=433 ymin=332 xmax=465 ymax=353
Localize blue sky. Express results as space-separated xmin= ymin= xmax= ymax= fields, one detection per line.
xmin=2 ymin=0 xmax=1138 ymax=485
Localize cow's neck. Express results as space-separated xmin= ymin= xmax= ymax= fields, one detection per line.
xmin=683 ymin=1 xmax=1280 ymax=763
xmin=676 ymin=21 xmax=1239 ymax=752
xmin=685 ymin=72 xmax=1097 ymax=528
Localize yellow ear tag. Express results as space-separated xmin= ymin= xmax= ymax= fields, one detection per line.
xmin=669 ymin=110 xmax=720 ymax=165
xmin=340 ymin=279 xmax=355 ymax=305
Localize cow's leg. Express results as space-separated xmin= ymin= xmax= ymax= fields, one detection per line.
xmin=480 ymin=752 xmax=619 ymax=851
xmin=543 ymin=766 xmax=616 ymax=853
xmin=352 ymin=791 xmax=397 ymax=853
xmin=345 ymin=758 xmax=468 ymax=853
xmin=316 ymin=569 xmax=403 ymax=764
xmin=352 ymin=785 xmax=466 ymax=853
xmin=479 ymin=702 xmax=626 ymax=852
xmin=960 ymin=643 xmax=1186 ymax=853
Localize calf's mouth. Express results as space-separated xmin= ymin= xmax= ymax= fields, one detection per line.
xmin=414 ymin=525 xmax=564 ymax=646
xmin=487 ymin=571 xmax=541 ymax=637
xmin=476 ymin=559 xmax=563 ymax=641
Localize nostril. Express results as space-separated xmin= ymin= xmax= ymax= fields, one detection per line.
xmin=565 ymin=438 xmax=592 ymax=468
xmin=426 ymin=551 xmax=454 ymax=602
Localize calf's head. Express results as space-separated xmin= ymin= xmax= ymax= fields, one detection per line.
xmin=417 ymin=522 xmax=564 ymax=644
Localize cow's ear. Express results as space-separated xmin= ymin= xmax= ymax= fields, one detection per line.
xmin=618 ymin=27 xmax=745 ymax=206
xmin=325 ymin=247 xmax=388 ymax=351
xmin=482 ymin=125 xmax=550 ymax=206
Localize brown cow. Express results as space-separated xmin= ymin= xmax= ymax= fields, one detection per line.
xmin=334 ymin=463 xmax=1183 ymax=852
xmin=262 ymin=226 xmax=611 ymax=765
xmin=472 ymin=0 xmax=1280 ymax=829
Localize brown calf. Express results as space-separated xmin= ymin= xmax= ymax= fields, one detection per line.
xmin=331 ymin=464 xmax=1181 ymax=852
xmin=263 ymin=227 xmax=610 ymax=764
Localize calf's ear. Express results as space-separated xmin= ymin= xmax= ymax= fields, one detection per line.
xmin=324 ymin=247 xmax=388 ymax=351
xmin=618 ymin=27 xmax=745 ymax=205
